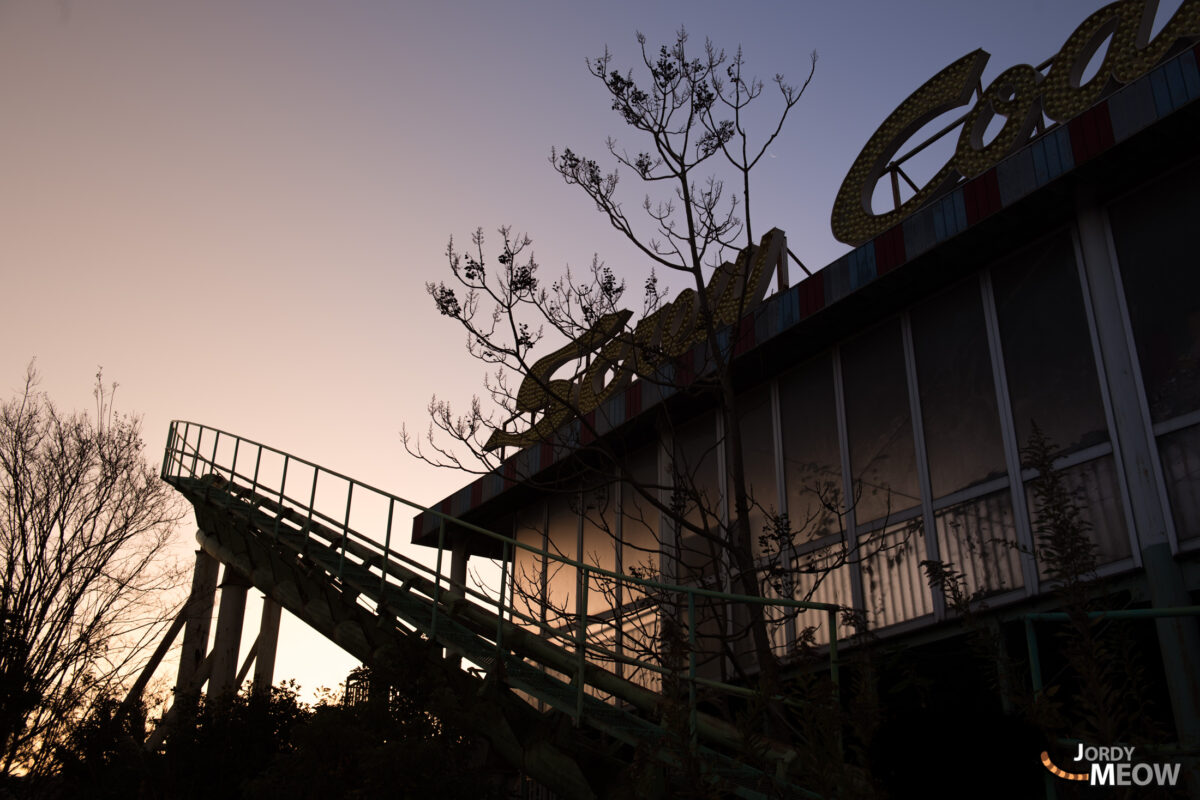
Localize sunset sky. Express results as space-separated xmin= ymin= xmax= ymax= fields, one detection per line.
xmin=1 ymin=0 xmax=1125 ymax=697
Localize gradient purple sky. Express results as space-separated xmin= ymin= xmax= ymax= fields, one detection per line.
xmin=1 ymin=0 xmax=1126 ymax=696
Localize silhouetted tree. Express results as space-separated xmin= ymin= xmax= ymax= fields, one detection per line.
xmin=0 ymin=364 xmax=183 ymax=777
xmin=404 ymin=29 xmax=823 ymax=716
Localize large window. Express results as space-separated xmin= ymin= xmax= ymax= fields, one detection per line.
xmin=729 ymin=384 xmax=778 ymax=554
xmin=580 ymin=479 xmax=616 ymax=616
xmin=672 ymin=412 xmax=722 ymax=581
xmin=912 ymin=277 xmax=1022 ymax=596
xmin=544 ymin=489 xmax=581 ymax=629
xmin=1109 ymin=159 xmax=1200 ymax=544
xmin=912 ymin=278 xmax=1006 ymax=497
xmin=779 ymin=354 xmax=843 ymax=542
xmin=778 ymin=354 xmax=852 ymax=644
xmin=992 ymin=232 xmax=1129 ymax=569
xmin=618 ymin=446 xmax=662 ymax=688
xmin=841 ymin=320 xmax=928 ymax=628
xmin=620 ymin=446 xmax=661 ymax=592
xmin=841 ymin=320 xmax=921 ymax=525
xmin=513 ymin=503 xmax=547 ymax=627
xmin=992 ymin=233 xmax=1109 ymax=456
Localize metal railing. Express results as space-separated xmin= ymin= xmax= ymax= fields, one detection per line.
xmin=162 ymin=420 xmax=844 ymax=746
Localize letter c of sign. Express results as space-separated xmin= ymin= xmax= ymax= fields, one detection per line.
xmin=484 ymin=310 xmax=632 ymax=451
xmin=831 ymin=49 xmax=990 ymax=246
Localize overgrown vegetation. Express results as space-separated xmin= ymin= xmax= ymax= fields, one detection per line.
xmin=920 ymin=427 xmax=1183 ymax=798
xmin=42 ymin=673 xmax=499 ymax=800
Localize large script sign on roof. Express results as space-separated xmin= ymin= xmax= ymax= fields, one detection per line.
xmin=484 ymin=230 xmax=786 ymax=451
xmin=832 ymin=0 xmax=1200 ymax=245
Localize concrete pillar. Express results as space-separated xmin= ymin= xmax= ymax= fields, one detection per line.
xmin=176 ymin=548 xmax=220 ymax=694
xmin=251 ymin=597 xmax=282 ymax=696
xmin=209 ymin=566 xmax=251 ymax=697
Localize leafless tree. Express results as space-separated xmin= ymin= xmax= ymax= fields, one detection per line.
xmin=0 ymin=364 xmax=184 ymax=776
xmin=401 ymin=31 xmax=916 ymax=737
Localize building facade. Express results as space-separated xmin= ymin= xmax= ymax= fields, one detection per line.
xmin=414 ymin=6 xmax=1200 ymax=760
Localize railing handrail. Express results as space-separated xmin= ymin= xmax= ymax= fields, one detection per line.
xmin=162 ymin=419 xmax=848 ymax=790
xmin=162 ymin=419 xmax=845 ymax=616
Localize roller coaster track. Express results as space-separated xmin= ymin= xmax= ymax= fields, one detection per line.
xmin=157 ymin=421 xmax=842 ymax=799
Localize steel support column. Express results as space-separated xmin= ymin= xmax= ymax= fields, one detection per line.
xmin=176 ymin=547 xmax=220 ymax=694
xmin=209 ymin=566 xmax=251 ymax=697
xmin=252 ymin=596 xmax=282 ymax=695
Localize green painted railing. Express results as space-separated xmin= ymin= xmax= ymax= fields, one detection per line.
xmin=162 ymin=420 xmax=844 ymax=790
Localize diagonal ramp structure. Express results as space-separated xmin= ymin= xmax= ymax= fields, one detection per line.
xmin=140 ymin=421 xmax=842 ymax=799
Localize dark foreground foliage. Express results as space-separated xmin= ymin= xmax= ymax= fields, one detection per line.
xmin=34 ymin=678 xmax=499 ymax=800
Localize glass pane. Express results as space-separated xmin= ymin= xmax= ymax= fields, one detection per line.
xmin=859 ymin=517 xmax=932 ymax=629
xmin=619 ymin=606 xmax=662 ymax=692
xmin=912 ymin=277 xmax=1007 ymax=497
xmin=621 ymin=446 xmax=661 ymax=592
xmin=1027 ymin=455 xmax=1131 ymax=579
xmin=779 ymin=354 xmax=844 ymax=543
xmin=513 ymin=503 xmax=546 ymax=627
xmin=934 ymin=490 xmax=1023 ymax=598
xmin=544 ymin=490 xmax=580 ymax=633
xmin=1157 ymin=424 xmax=1200 ymax=543
xmin=728 ymin=383 xmax=778 ymax=556
xmin=992 ymin=233 xmax=1109 ymax=455
xmin=1109 ymin=160 xmax=1200 ymax=423
xmin=581 ymin=479 xmax=616 ymax=616
xmin=791 ymin=541 xmax=855 ymax=647
xmin=842 ymin=320 xmax=921 ymax=524
xmin=673 ymin=412 xmax=721 ymax=581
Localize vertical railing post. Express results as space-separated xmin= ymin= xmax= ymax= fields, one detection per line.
xmin=229 ymin=436 xmax=240 ymax=485
xmin=688 ymin=590 xmax=697 ymax=747
xmin=829 ymin=607 xmax=842 ymax=768
xmin=339 ymin=482 xmax=354 ymax=580
xmin=432 ymin=519 xmax=446 ymax=641
xmin=161 ymin=422 xmax=175 ymax=479
xmin=306 ymin=469 xmax=319 ymax=548
xmin=575 ymin=566 xmax=588 ymax=725
xmin=828 ymin=608 xmax=840 ymax=702
xmin=251 ymin=446 xmax=262 ymax=495
xmin=274 ymin=454 xmax=290 ymax=541
xmin=1025 ymin=618 xmax=1043 ymax=695
xmin=496 ymin=541 xmax=509 ymax=660
xmin=279 ymin=455 xmax=290 ymax=506
xmin=382 ymin=498 xmax=394 ymax=597
xmin=1025 ymin=618 xmax=1055 ymax=800
xmin=181 ymin=422 xmax=190 ymax=479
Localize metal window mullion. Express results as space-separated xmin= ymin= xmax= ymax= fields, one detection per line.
xmin=930 ymin=475 xmax=1012 ymax=513
xmin=1095 ymin=200 xmax=1180 ymax=553
xmin=614 ymin=468 xmax=624 ymax=679
xmin=1070 ymin=218 xmax=1143 ymax=565
xmin=900 ymin=312 xmax=945 ymax=621
xmin=713 ymin=410 xmax=734 ymax=676
xmin=659 ymin=423 xmax=674 ymax=585
xmin=831 ymin=345 xmax=866 ymax=627
xmin=769 ymin=377 xmax=797 ymax=652
xmin=1153 ymin=408 xmax=1200 ymax=437
xmin=539 ymin=501 xmax=549 ymax=628
xmin=979 ymin=269 xmax=1039 ymax=595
